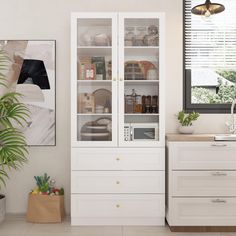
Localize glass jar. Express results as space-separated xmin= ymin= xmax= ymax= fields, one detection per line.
xmin=143 ymin=25 xmax=159 ymax=46
xmin=125 ymin=27 xmax=135 ymax=46
xmin=133 ymin=26 xmax=147 ymax=46
xmin=125 ymin=95 xmax=134 ymax=113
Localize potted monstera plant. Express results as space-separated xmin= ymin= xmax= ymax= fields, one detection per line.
xmin=0 ymin=49 xmax=30 ymax=223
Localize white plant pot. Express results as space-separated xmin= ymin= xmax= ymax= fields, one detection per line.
xmin=178 ymin=125 xmax=194 ymax=134
xmin=0 ymin=195 xmax=6 ymax=224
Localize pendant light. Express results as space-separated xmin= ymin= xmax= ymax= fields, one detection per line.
xmin=191 ymin=0 xmax=225 ymax=17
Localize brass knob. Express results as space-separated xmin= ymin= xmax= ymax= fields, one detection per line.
xmin=116 ymin=158 xmax=120 ymax=161
xmin=116 ymin=181 xmax=120 ymax=185
xmin=116 ymin=204 xmax=120 ymax=208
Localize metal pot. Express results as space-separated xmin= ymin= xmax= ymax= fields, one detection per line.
xmin=0 ymin=194 xmax=6 ymax=224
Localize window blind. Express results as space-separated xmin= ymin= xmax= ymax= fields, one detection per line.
xmin=185 ymin=0 xmax=236 ymax=70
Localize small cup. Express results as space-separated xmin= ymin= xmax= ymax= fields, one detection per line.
xmin=104 ymin=107 xmax=109 ymax=113
xmin=147 ymin=69 xmax=158 ymax=80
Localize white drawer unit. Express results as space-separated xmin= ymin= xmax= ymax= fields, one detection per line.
xmin=71 ymin=171 xmax=165 ymax=194
xmin=71 ymin=148 xmax=165 ymax=171
xmin=170 ymin=197 xmax=236 ymax=226
xmin=171 ymin=171 xmax=236 ymax=197
xmin=71 ymin=194 xmax=165 ymax=225
xmin=169 ymin=142 xmax=236 ymax=170
xmin=166 ymin=140 xmax=236 ymax=228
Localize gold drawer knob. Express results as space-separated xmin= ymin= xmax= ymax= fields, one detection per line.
xmin=116 ymin=204 xmax=120 ymax=208
xmin=116 ymin=181 xmax=120 ymax=185
xmin=116 ymin=158 xmax=120 ymax=161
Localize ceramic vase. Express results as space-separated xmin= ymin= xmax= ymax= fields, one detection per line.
xmin=178 ymin=125 xmax=194 ymax=134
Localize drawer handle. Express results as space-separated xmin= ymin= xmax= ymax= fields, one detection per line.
xmin=211 ymin=144 xmax=227 ymax=147
xmin=116 ymin=158 xmax=120 ymax=161
xmin=116 ymin=181 xmax=120 ymax=185
xmin=212 ymin=171 xmax=227 ymax=176
xmin=116 ymin=204 xmax=120 ymax=208
xmin=211 ymin=199 xmax=227 ymax=203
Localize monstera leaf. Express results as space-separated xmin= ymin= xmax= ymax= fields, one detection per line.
xmin=0 ymin=49 xmax=30 ymax=188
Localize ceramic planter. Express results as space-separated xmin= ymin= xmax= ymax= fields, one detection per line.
xmin=0 ymin=194 xmax=6 ymax=224
xmin=178 ymin=125 xmax=194 ymax=134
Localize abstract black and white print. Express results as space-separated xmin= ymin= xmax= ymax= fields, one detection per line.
xmin=0 ymin=40 xmax=56 ymax=146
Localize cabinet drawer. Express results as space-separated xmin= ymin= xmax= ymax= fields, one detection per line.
xmin=169 ymin=142 xmax=236 ymax=170
xmin=71 ymin=148 xmax=164 ymax=170
xmin=71 ymin=171 xmax=164 ymax=194
xmin=171 ymin=197 xmax=236 ymax=226
xmin=172 ymin=171 xmax=236 ymax=196
xmin=71 ymin=194 xmax=165 ymax=218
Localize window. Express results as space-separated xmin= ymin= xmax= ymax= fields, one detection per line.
xmin=184 ymin=0 xmax=236 ymax=113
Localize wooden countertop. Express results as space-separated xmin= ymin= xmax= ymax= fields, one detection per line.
xmin=166 ymin=133 xmax=216 ymax=142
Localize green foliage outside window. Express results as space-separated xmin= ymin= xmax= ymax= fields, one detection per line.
xmin=192 ymin=72 xmax=236 ymax=104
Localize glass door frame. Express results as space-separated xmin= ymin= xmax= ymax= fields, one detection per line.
xmin=71 ymin=12 xmax=118 ymax=147
xmin=118 ymin=12 xmax=165 ymax=147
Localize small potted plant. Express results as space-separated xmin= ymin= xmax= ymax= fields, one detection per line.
xmin=177 ymin=110 xmax=199 ymax=134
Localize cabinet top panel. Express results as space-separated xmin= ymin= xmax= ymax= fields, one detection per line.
xmin=166 ymin=133 xmax=216 ymax=142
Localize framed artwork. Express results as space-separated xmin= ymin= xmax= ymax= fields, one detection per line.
xmin=0 ymin=40 xmax=56 ymax=146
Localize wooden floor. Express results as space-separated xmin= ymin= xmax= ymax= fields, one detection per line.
xmin=0 ymin=215 xmax=235 ymax=236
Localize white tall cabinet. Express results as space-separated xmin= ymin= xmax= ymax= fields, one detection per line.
xmin=71 ymin=12 xmax=165 ymax=225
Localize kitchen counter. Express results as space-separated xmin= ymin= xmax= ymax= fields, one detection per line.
xmin=166 ymin=133 xmax=216 ymax=142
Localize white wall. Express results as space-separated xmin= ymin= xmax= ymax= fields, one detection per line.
xmin=0 ymin=0 xmax=230 ymax=213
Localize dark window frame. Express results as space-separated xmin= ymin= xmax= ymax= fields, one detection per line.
xmin=183 ymin=0 xmax=232 ymax=114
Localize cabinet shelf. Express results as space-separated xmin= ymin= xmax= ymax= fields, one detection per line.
xmin=77 ymin=80 xmax=112 ymax=82
xmin=77 ymin=46 xmax=112 ymax=56
xmin=77 ymin=113 xmax=112 ymax=116
xmin=124 ymin=80 xmax=159 ymax=85
xmin=77 ymin=46 xmax=112 ymax=49
xmin=125 ymin=47 xmax=159 ymax=57
xmin=124 ymin=46 xmax=159 ymax=49
xmin=125 ymin=113 xmax=159 ymax=116
xmin=77 ymin=80 xmax=112 ymax=86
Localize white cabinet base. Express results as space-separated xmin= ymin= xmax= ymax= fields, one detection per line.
xmin=71 ymin=194 xmax=165 ymax=226
xmin=167 ymin=141 xmax=236 ymax=229
xmin=168 ymin=197 xmax=236 ymax=226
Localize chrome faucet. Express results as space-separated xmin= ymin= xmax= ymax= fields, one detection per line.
xmin=230 ymin=99 xmax=236 ymax=134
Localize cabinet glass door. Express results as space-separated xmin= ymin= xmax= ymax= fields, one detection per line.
xmin=71 ymin=13 xmax=117 ymax=147
xmin=119 ymin=13 xmax=165 ymax=147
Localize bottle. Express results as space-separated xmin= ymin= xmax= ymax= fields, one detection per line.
xmin=131 ymin=89 xmax=137 ymax=113
xmin=104 ymin=98 xmax=111 ymax=113
xmin=145 ymin=95 xmax=151 ymax=113
xmin=151 ymin=95 xmax=158 ymax=113
xmin=135 ymin=95 xmax=142 ymax=113
xmin=156 ymin=95 xmax=159 ymax=113
xmin=125 ymin=95 xmax=134 ymax=113
xmin=142 ymin=95 xmax=146 ymax=113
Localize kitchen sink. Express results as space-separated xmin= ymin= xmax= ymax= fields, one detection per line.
xmin=214 ymin=134 xmax=236 ymax=141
